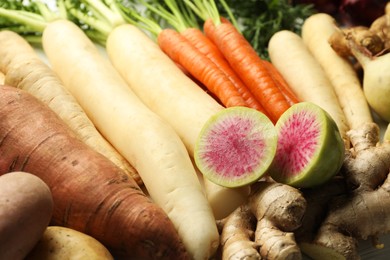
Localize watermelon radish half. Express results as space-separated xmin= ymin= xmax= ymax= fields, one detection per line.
xmin=268 ymin=102 xmax=345 ymax=188
xmin=194 ymin=107 xmax=277 ymax=188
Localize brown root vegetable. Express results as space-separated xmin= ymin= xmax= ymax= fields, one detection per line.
xmin=0 ymin=30 xmax=142 ymax=186
xmin=0 ymin=171 xmax=53 ymax=259
xmin=219 ymin=205 xmax=260 ymax=260
xmin=369 ymin=3 xmax=390 ymax=51
xmin=0 ymin=85 xmax=189 ymax=260
xmin=219 ymin=181 xmax=306 ymax=260
xmin=299 ymin=122 xmax=390 ymax=260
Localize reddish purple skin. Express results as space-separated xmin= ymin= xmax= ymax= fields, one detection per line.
xmin=275 ymin=111 xmax=319 ymax=177
xmin=201 ymin=116 xmax=265 ymax=178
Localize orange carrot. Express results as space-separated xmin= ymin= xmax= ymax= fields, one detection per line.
xmin=203 ymin=17 xmax=293 ymax=123
xmin=0 ymin=85 xmax=189 ymax=260
xmin=261 ymin=59 xmax=300 ymax=106
xmin=181 ymin=27 xmax=267 ymax=113
xmin=157 ymin=28 xmax=247 ymax=108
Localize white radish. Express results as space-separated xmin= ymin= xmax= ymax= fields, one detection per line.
xmin=106 ymin=23 xmax=250 ymax=220
xmin=0 ymin=30 xmax=141 ymax=185
xmin=268 ymin=30 xmax=349 ymax=145
xmin=301 ymin=13 xmax=373 ymax=131
xmin=348 ymin=36 xmax=390 ymax=123
xmin=42 ymin=19 xmax=219 ymax=260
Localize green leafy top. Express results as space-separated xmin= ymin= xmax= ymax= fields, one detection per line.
xmin=216 ymin=0 xmax=315 ymax=59
xmin=0 ymin=0 xmax=67 ymax=44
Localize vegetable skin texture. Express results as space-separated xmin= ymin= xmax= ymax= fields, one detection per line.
xmin=0 ymin=85 xmax=188 ymax=260
xmin=219 ymin=205 xmax=260 ymax=260
xmin=0 ymin=30 xmax=142 ymax=185
xmin=26 ymin=226 xmax=114 ymax=260
xmin=348 ymin=37 xmax=390 ymax=123
xmin=0 ymin=171 xmax=53 ymax=260
xmin=300 ymin=122 xmax=390 ymax=259
xmin=301 ymin=13 xmax=373 ymax=132
xmin=157 ymin=28 xmax=247 ymax=108
xmin=106 ymin=23 xmax=250 ymax=220
xmin=218 ymin=181 xmax=306 ymax=260
xmin=180 ymin=27 xmax=266 ymax=112
xmin=203 ymin=17 xmax=297 ymax=124
xmin=42 ymin=19 xmax=218 ymax=260
xmin=268 ymin=30 xmax=349 ymax=144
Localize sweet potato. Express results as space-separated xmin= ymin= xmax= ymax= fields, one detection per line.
xmin=0 ymin=85 xmax=189 ymax=260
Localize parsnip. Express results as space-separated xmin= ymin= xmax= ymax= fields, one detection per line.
xmin=0 ymin=30 xmax=141 ymax=185
xmin=348 ymin=38 xmax=390 ymax=123
xmin=301 ymin=13 xmax=373 ymax=131
xmin=106 ymin=23 xmax=250 ymax=220
xmin=268 ymin=30 xmax=349 ymax=145
xmin=42 ymin=19 xmax=219 ymax=260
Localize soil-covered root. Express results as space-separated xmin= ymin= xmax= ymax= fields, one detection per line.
xmin=218 ymin=181 xmax=306 ymax=260
xmin=298 ymin=122 xmax=390 ymax=260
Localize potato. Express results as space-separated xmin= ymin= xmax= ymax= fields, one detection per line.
xmin=0 ymin=171 xmax=53 ymax=259
xmin=26 ymin=226 xmax=114 ymax=260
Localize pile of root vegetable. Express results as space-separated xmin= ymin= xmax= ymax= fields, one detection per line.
xmin=1 ymin=0 xmax=390 ymax=259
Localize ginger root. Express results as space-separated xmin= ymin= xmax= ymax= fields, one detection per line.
xmin=298 ymin=122 xmax=390 ymax=260
xmin=219 ymin=181 xmax=307 ymax=260
xmin=329 ymin=3 xmax=390 ymax=58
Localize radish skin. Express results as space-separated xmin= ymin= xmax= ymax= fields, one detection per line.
xmin=268 ymin=30 xmax=349 ymax=144
xmin=42 ymin=19 xmax=219 ymax=260
xmin=348 ymin=39 xmax=390 ymax=123
xmin=301 ymin=13 xmax=373 ymax=131
xmin=106 ymin=23 xmax=250 ymax=220
xmin=0 ymin=30 xmax=141 ymax=185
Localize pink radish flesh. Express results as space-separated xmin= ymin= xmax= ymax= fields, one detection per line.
xmin=276 ymin=111 xmax=319 ymax=177
xmin=200 ymin=116 xmax=266 ymax=178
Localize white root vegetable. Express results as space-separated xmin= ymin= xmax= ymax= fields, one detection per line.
xmin=0 ymin=30 xmax=141 ymax=185
xmin=301 ymin=13 xmax=373 ymax=131
xmin=347 ymin=36 xmax=390 ymax=123
xmin=268 ymin=30 xmax=349 ymax=145
xmin=106 ymin=23 xmax=250 ymax=220
xmin=42 ymin=19 xmax=219 ymax=260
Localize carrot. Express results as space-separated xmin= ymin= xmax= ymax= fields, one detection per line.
xmin=268 ymin=30 xmax=350 ymax=145
xmin=301 ymin=13 xmax=373 ymax=131
xmin=0 ymin=30 xmax=142 ymax=185
xmin=41 ymin=19 xmax=220 ymax=260
xmin=180 ymin=27 xmax=267 ymax=112
xmin=0 ymin=85 xmax=188 ymax=260
xmin=260 ymin=59 xmax=300 ymax=106
xmin=157 ymin=28 xmax=247 ymax=108
xmin=202 ymin=16 xmax=294 ymax=123
xmin=142 ymin=0 xmax=267 ymax=113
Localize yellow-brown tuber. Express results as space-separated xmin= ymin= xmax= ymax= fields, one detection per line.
xmin=218 ymin=181 xmax=307 ymax=260
xmin=299 ymin=123 xmax=390 ymax=260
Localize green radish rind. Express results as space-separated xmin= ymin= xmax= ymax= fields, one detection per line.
xmin=194 ymin=106 xmax=277 ymax=188
xmin=268 ymin=102 xmax=345 ymax=188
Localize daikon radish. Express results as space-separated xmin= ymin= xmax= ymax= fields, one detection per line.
xmin=0 ymin=30 xmax=142 ymax=185
xmin=106 ymin=23 xmax=251 ymax=220
xmin=42 ymin=19 xmax=219 ymax=260
xmin=301 ymin=13 xmax=373 ymax=131
xmin=268 ymin=30 xmax=349 ymax=145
